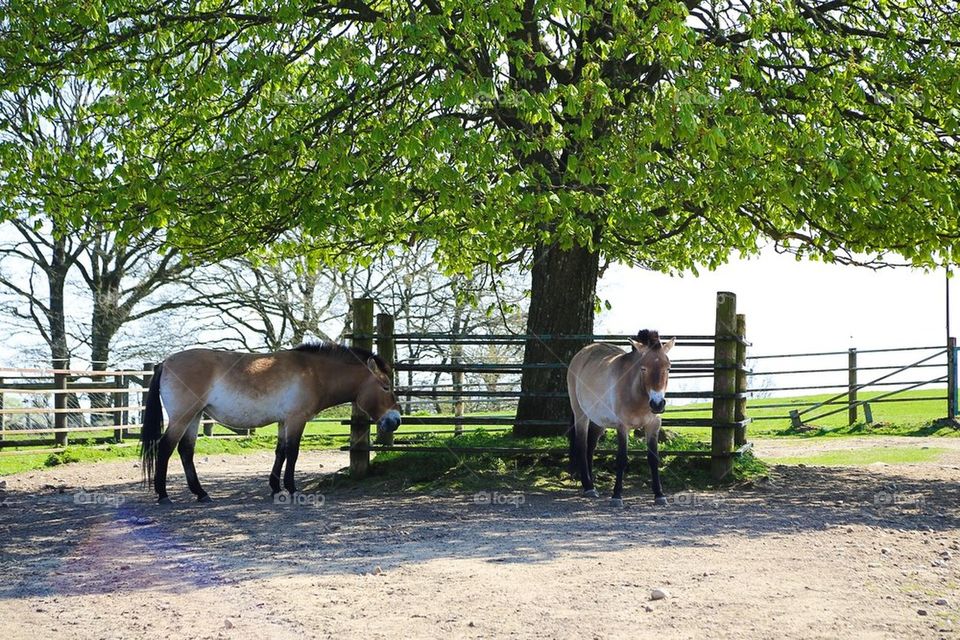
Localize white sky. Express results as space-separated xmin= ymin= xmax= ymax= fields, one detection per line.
xmin=597 ymin=248 xmax=956 ymax=400
xmin=597 ymin=247 xmax=955 ymax=355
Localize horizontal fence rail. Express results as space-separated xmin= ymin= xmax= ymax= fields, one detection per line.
xmin=341 ymin=291 xmax=751 ymax=482
xmin=4 ymin=303 xmax=954 ymax=476
xmin=744 ymin=343 xmax=956 ymax=428
xmin=0 ymin=365 xmax=230 ymax=447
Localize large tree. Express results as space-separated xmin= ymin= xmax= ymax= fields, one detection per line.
xmin=1 ymin=1 xmax=958 ymax=433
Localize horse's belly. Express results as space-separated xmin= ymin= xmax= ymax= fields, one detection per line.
xmin=205 ymin=386 xmax=288 ymax=428
xmin=585 ymin=405 xmax=619 ymax=428
xmin=579 ymin=388 xmax=620 ymax=427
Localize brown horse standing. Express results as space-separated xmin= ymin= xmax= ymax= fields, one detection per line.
xmin=567 ymin=330 xmax=675 ymax=506
xmin=140 ymin=343 xmax=401 ymax=504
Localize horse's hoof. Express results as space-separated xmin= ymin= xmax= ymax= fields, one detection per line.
xmin=197 ymin=494 xmax=212 ymax=503
xmin=157 ymin=496 xmax=173 ymax=505
xmin=654 ymin=495 xmax=668 ymax=506
xmin=583 ymin=489 xmax=600 ymax=498
xmin=609 ymin=497 xmax=624 ymax=508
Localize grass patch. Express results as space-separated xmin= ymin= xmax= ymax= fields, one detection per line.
xmin=775 ymin=421 xmax=960 ymax=438
xmin=5 ymin=385 xmax=953 ymax=479
xmin=0 ymin=431 xmax=345 ymax=476
xmin=315 ymin=430 xmax=768 ymax=496
xmin=670 ymin=388 xmax=960 ymax=439
xmin=769 ymin=446 xmax=948 ymax=466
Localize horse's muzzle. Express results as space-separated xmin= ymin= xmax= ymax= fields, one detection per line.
xmin=650 ymin=399 xmax=666 ymax=414
xmin=377 ymin=410 xmax=402 ymax=436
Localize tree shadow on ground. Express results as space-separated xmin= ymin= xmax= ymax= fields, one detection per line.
xmin=0 ymin=462 xmax=956 ymax=601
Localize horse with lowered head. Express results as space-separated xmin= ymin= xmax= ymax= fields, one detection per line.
xmin=567 ymin=329 xmax=675 ymax=506
xmin=140 ymin=342 xmax=401 ymax=504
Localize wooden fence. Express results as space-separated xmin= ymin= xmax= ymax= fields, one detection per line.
xmin=0 ymin=365 xmax=153 ymax=448
xmin=343 ymin=291 xmax=751 ymax=481
xmin=0 ymin=363 xmax=236 ymax=448
xmin=745 ymin=341 xmax=958 ymax=428
xmin=3 ymin=290 xmax=954 ymax=483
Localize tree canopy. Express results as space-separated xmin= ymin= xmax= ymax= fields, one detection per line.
xmin=2 ymin=0 xmax=957 ymax=273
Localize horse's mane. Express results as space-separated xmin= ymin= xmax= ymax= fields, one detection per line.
xmin=635 ymin=329 xmax=662 ymax=350
xmin=291 ymin=341 xmax=391 ymax=374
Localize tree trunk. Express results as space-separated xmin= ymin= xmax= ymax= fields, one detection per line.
xmin=49 ymin=236 xmax=84 ymax=429
xmin=514 ymin=242 xmax=600 ymax=437
xmin=48 ymin=237 xmax=70 ymax=370
xmin=89 ymin=288 xmax=122 ymax=426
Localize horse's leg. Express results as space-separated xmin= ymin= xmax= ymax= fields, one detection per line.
xmin=154 ymin=414 xmax=193 ymax=505
xmin=282 ymin=419 xmax=307 ymax=496
xmin=610 ymin=425 xmax=629 ymax=507
xmin=573 ymin=414 xmax=597 ymax=497
xmin=269 ymin=421 xmax=286 ymax=496
xmin=586 ymin=422 xmax=603 ymax=483
xmin=177 ymin=414 xmax=210 ymax=503
xmin=645 ymin=418 xmax=667 ymax=505
xmin=154 ymin=437 xmax=175 ymax=505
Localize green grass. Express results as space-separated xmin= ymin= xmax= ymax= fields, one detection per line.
xmin=668 ymin=388 xmax=959 ymax=439
xmin=2 ymin=386 xmax=955 ymax=478
xmin=312 ymin=430 xmax=768 ymax=495
xmin=769 ymin=446 xmax=949 ymax=466
xmin=0 ymin=431 xmax=343 ymax=476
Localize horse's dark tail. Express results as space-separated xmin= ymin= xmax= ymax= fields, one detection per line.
xmin=139 ymin=363 xmax=164 ymax=487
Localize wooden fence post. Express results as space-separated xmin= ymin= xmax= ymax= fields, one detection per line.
xmin=203 ymin=412 xmax=214 ymax=436
xmin=789 ymin=409 xmax=802 ymax=429
xmin=54 ymin=364 xmax=68 ymax=446
xmin=141 ymin=362 xmax=154 ymax=437
xmin=452 ymin=342 xmax=464 ymax=436
xmin=350 ymin=298 xmax=375 ymax=478
xmin=113 ymin=372 xmax=125 ymax=442
xmin=711 ymin=291 xmax=737 ymax=481
xmin=0 ymin=377 xmax=5 ymax=442
xmin=376 ymin=312 xmax=396 ymax=446
xmin=848 ymin=348 xmax=858 ymax=425
xmin=121 ymin=372 xmax=131 ymax=439
xmin=948 ymin=337 xmax=957 ymax=421
xmin=734 ymin=313 xmax=747 ymax=447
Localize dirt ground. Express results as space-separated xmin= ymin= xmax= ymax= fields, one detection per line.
xmin=1 ymin=437 xmax=958 ymax=640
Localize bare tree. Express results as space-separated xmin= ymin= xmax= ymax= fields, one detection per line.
xmin=0 ymin=218 xmax=84 ymax=370
xmin=190 ymin=240 xmax=529 ymax=416
xmin=188 ymin=252 xmax=348 ymax=351
xmin=71 ymin=225 xmax=203 ymax=370
xmin=345 ymin=250 xmax=528 ymax=415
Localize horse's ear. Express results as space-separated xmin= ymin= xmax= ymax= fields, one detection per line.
xmin=628 ymin=339 xmax=646 ymax=353
xmin=366 ymin=357 xmax=380 ymax=374
xmin=662 ymin=337 xmax=676 ymax=353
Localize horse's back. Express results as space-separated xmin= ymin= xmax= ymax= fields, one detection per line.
xmin=568 ymin=343 xmax=624 ymax=381
xmin=162 ymin=348 xmax=251 ymax=388
xmin=159 ymin=349 xmax=306 ymax=427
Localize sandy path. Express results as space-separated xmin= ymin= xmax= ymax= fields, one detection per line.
xmin=1 ymin=441 xmax=958 ymax=639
